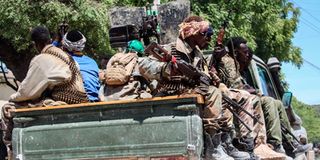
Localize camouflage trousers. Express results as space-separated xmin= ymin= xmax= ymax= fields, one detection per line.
xmin=0 ymin=102 xmax=15 ymax=155
xmin=202 ymin=86 xmax=233 ymax=135
xmin=202 ymin=86 xmax=266 ymax=144
xmin=260 ymin=96 xmax=292 ymax=145
xmin=225 ymin=89 xmax=267 ymax=144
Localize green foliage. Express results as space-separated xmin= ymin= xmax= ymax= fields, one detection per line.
xmin=101 ymin=0 xmax=171 ymax=7
xmin=292 ymin=97 xmax=320 ymax=142
xmin=0 ymin=0 xmax=111 ymax=56
xmin=191 ymin=0 xmax=302 ymax=67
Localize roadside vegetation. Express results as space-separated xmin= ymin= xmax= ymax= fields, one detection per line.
xmin=292 ymin=97 xmax=320 ymax=142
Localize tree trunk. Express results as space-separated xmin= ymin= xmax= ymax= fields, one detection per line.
xmin=0 ymin=38 xmax=34 ymax=82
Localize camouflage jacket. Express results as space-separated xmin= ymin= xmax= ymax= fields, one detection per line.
xmin=217 ymin=54 xmax=245 ymax=89
xmin=139 ymin=38 xmax=209 ymax=81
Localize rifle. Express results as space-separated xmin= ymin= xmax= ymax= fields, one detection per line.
xmin=281 ymin=123 xmax=300 ymax=144
xmin=58 ymin=20 xmax=69 ymax=38
xmin=145 ymin=42 xmax=263 ymax=132
xmin=55 ymin=20 xmax=69 ymax=44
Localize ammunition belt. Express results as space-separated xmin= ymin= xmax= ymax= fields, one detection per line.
xmin=42 ymin=46 xmax=88 ymax=104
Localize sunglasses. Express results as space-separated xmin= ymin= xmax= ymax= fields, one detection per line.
xmin=200 ymin=27 xmax=214 ymax=38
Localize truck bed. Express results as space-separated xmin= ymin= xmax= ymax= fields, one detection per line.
xmin=11 ymin=94 xmax=204 ymax=160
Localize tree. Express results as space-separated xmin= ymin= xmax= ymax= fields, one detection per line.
xmin=191 ymin=0 xmax=302 ymax=67
xmin=0 ymin=0 xmax=301 ymax=81
xmin=0 ymin=0 xmax=111 ymax=81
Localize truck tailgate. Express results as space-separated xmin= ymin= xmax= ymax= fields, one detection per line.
xmin=12 ymin=95 xmax=204 ymax=160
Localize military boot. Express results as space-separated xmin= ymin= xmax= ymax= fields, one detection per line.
xmin=204 ymin=132 xmax=234 ymax=160
xmin=242 ymin=137 xmax=260 ymax=160
xmin=221 ymin=132 xmax=251 ymax=160
xmin=271 ymin=143 xmax=286 ymax=154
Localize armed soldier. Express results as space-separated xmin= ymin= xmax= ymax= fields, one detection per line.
xmin=139 ymin=15 xmax=251 ymax=160
xmin=215 ymin=36 xmax=312 ymax=158
xmin=103 ymin=40 xmax=152 ymax=101
xmin=0 ymin=26 xmax=88 ymax=159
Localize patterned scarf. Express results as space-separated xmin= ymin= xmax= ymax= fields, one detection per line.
xmin=62 ymin=32 xmax=86 ymax=53
xmin=179 ymin=20 xmax=210 ymax=39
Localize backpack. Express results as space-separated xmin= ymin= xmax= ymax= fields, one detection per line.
xmin=105 ymin=52 xmax=138 ymax=85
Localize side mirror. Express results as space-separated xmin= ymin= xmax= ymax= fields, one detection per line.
xmin=282 ymin=91 xmax=293 ymax=109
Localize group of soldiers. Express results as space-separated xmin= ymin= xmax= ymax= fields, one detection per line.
xmin=0 ymin=15 xmax=313 ymax=160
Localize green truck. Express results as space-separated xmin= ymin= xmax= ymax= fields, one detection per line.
xmin=12 ymin=95 xmax=204 ymax=160
xmin=1 ymin=55 xmax=311 ymax=160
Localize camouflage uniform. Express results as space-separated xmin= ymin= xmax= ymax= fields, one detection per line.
xmin=103 ymin=62 xmax=152 ymax=101
xmin=217 ymin=54 xmax=289 ymax=145
xmin=139 ymin=38 xmax=233 ymax=134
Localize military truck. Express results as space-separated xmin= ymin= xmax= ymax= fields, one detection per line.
xmin=2 ymin=53 xmax=312 ymax=160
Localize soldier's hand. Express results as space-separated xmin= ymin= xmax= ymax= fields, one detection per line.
xmin=243 ymin=84 xmax=256 ymax=94
xmin=209 ymin=67 xmax=220 ymax=87
xmin=194 ymin=83 xmax=209 ymax=96
xmin=218 ymin=83 xmax=228 ymax=93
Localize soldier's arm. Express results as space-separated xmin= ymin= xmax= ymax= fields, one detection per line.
xmin=218 ymin=55 xmax=244 ymax=89
xmin=10 ymin=55 xmax=71 ymax=102
xmin=138 ymin=57 xmax=171 ymax=81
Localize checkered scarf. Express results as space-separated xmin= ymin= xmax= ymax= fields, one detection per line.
xmin=179 ymin=20 xmax=210 ymax=39
xmin=62 ymin=32 xmax=86 ymax=52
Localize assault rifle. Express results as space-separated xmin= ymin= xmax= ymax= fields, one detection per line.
xmin=145 ymin=42 xmax=262 ymax=132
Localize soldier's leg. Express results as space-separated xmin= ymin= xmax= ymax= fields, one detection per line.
xmin=249 ymin=97 xmax=288 ymax=159
xmin=222 ymin=89 xmax=256 ymax=159
xmin=248 ymin=94 xmax=267 ymax=144
xmin=0 ymin=102 xmax=15 ymax=159
xmin=274 ymin=100 xmax=312 ymax=155
xmin=204 ymin=86 xmax=253 ymax=159
xmin=260 ymin=96 xmax=283 ymax=147
xmin=226 ymin=89 xmax=254 ymax=139
xmin=202 ymin=86 xmax=234 ymax=160
xmin=274 ymin=99 xmax=292 ymax=140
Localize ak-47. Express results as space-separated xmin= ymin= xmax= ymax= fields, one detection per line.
xmin=54 ymin=21 xmax=69 ymax=44
xmin=145 ymin=42 xmax=262 ymax=132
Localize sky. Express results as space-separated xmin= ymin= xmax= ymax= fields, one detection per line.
xmin=282 ymin=0 xmax=320 ymax=105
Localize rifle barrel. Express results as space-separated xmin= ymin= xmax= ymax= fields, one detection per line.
xmin=222 ymin=93 xmax=263 ymax=125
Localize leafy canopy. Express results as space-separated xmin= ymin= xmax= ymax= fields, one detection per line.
xmin=0 ymin=0 xmax=111 ymax=56
xmin=0 ymin=0 xmax=302 ymax=78
xmin=191 ymin=0 xmax=302 ymax=67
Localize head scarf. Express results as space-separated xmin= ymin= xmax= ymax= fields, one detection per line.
xmin=127 ymin=40 xmax=145 ymax=56
xmin=178 ymin=20 xmax=210 ymax=39
xmin=62 ymin=31 xmax=86 ymax=53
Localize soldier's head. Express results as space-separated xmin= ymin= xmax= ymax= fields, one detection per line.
xmin=62 ymin=30 xmax=86 ymax=55
xmin=179 ymin=16 xmax=213 ymax=50
xmin=31 ymin=26 xmax=51 ymax=53
xmin=127 ymin=40 xmax=145 ymax=57
xmin=227 ymin=37 xmax=252 ymax=70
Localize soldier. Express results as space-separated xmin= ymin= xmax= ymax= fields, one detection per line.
xmin=139 ymin=15 xmax=250 ymax=160
xmin=103 ymin=40 xmax=152 ymax=101
xmin=61 ymin=30 xmax=101 ymax=102
xmin=219 ymin=36 xmax=312 ymax=158
xmin=0 ymin=26 xmax=88 ymax=159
